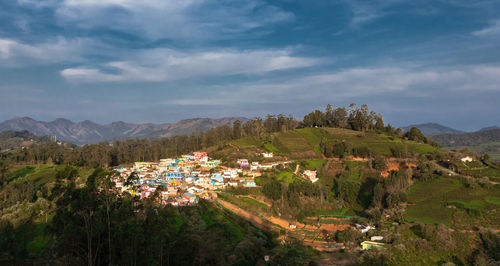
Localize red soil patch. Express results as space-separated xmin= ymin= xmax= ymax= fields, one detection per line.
xmin=346 ymin=156 xmax=370 ymax=161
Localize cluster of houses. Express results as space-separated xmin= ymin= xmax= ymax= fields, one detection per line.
xmin=113 ymin=152 xmax=287 ymax=206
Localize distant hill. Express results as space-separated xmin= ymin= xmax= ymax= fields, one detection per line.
xmin=0 ymin=117 xmax=248 ymax=145
xmin=432 ymin=129 xmax=500 ymax=147
xmin=479 ymin=126 xmax=499 ymax=131
xmin=401 ymin=123 xmax=462 ymax=136
xmin=0 ymin=130 xmax=55 ymax=150
xmin=432 ymin=129 xmax=500 ymax=161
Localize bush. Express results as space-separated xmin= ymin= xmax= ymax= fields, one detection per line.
xmin=372 ymin=157 xmax=387 ymax=171
xmin=335 ymin=228 xmax=363 ymax=243
xmin=333 ymin=142 xmax=349 ymax=158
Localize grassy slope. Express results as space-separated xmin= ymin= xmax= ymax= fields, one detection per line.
xmin=7 ymin=164 xmax=94 ymax=187
xmin=406 ymin=177 xmax=500 ymax=228
xmin=230 ymin=127 xmax=438 ymax=159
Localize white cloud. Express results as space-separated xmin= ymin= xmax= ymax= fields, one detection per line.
xmin=343 ymin=0 xmax=402 ymax=29
xmin=17 ymin=0 xmax=60 ymax=8
xmin=473 ymin=20 xmax=500 ymax=37
xmin=168 ymin=65 xmax=500 ymax=105
xmin=55 ymin=0 xmax=294 ymax=41
xmin=0 ymin=37 xmax=91 ymax=67
xmin=60 ymin=48 xmax=320 ymax=82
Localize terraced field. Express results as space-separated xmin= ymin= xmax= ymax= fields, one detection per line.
xmin=406 ymin=177 xmax=500 ymax=228
xmin=230 ymin=127 xmax=438 ymax=160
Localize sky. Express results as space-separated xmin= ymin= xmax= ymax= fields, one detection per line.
xmin=1 ymin=0 xmax=499 ymax=131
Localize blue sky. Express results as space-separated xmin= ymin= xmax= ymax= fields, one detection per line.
xmin=1 ymin=0 xmax=499 ymax=131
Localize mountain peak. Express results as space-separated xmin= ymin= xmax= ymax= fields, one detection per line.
xmin=10 ymin=116 xmax=36 ymax=122
xmin=51 ymin=118 xmax=74 ymax=126
xmin=401 ymin=123 xmax=462 ymax=136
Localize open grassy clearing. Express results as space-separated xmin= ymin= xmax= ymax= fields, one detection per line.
xmin=7 ymin=165 xmax=36 ymax=183
xmin=232 ymin=136 xmax=262 ymax=148
xmin=263 ymin=142 xmax=281 ymax=153
xmin=277 ymin=171 xmax=303 ymax=184
xmin=218 ymin=192 xmax=268 ymax=215
xmin=304 ymin=160 xmax=326 ymax=171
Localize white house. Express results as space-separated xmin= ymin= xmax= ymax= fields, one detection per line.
xmin=261 ymin=152 xmax=273 ymax=158
xmin=460 ymin=156 xmax=473 ymax=163
xmin=303 ymin=170 xmax=318 ymax=183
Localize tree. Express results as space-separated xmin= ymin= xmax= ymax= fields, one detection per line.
xmin=303 ymin=110 xmax=326 ymax=127
xmin=263 ymin=178 xmax=282 ymax=200
xmin=374 ymin=114 xmax=384 ymax=131
xmin=405 ymin=127 xmax=427 ymax=143
xmin=232 ymin=120 xmax=241 ymax=140
xmin=332 ymin=107 xmax=348 ymax=128
xmin=338 ymin=179 xmax=360 ymax=206
xmin=0 ymin=157 xmax=9 ymax=188
xmin=332 ymin=142 xmax=349 ymax=158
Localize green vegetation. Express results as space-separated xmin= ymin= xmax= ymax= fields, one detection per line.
xmin=406 ymin=177 xmax=500 ymax=227
xmin=218 ymin=193 xmax=268 ymax=214
xmin=432 ymin=129 xmax=500 ymax=161
xmin=304 ymin=159 xmax=326 ymax=170
xmin=2 ymin=104 xmax=500 ymax=265
xmin=276 ymin=171 xmax=303 ymax=184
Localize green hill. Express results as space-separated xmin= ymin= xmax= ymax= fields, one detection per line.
xmin=212 ymin=127 xmax=439 ymax=162
xmin=0 ymin=130 xmax=54 ymax=150
xmin=1 ymin=106 xmax=499 ymax=265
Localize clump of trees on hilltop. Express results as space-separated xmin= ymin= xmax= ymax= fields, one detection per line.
xmin=302 ymin=104 xmax=385 ymax=132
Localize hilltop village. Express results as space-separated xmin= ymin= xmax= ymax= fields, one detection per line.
xmin=113 ymin=151 xmax=295 ymax=206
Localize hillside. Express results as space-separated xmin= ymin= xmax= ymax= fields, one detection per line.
xmin=211 ymin=127 xmax=439 ymax=163
xmin=209 ymin=127 xmax=500 ymax=264
xmin=1 ymin=126 xmax=500 ymax=265
xmin=480 ymin=126 xmax=500 ymax=131
xmin=1 ymin=104 xmax=499 ymax=265
xmin=0 ymin=130 xmax=55 ymax=150
xmin=432 ymin=129 xmax=500 ymax=161
xmin=401 ymin=123 xmax=462 ymax=136
xmin=0 ymin=117 xmax=248 ymax=145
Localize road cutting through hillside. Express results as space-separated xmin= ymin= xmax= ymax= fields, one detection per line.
xmin=215 ymin=199 xmax=272 ymax=231
xmin=214 ymin=198 xmax=353 ymax=251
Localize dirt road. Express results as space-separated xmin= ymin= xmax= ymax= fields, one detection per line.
xmin=215 ymin=199 xmax=272 ymax=231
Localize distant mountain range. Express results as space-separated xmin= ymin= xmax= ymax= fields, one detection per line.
xmin=401 ymin=123 xmax=463 ymax=136
xmin=0 ymin=117 xmax=248 ymax=145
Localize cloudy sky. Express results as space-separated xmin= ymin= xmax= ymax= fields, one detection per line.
xmin=1 ymin=0 xmax=499 ymax=131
